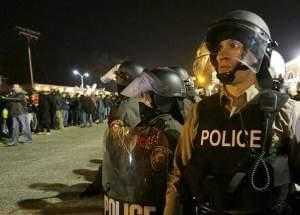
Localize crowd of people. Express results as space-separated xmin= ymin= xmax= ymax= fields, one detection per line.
xmin=0 ymin=84 xmax=113 ymax=146
xmin=1 ymin=9 xmax=300 ymax=215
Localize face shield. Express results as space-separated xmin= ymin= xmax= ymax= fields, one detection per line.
xmin=205 ymin=22 xmax=271 ymax=84
xmin=100 ymin=64 xmax=120 ymax=83
xmin=120 ymin=72 xmax=155 ymax=98
xmin=121 ymin=71 xmax=186 ymax=98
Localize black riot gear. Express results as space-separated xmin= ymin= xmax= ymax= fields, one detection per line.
xmin=168 ymin=66 xmax=196 ymax=101
xmin=121 ymin=67 xmax=186 ymax=98
xmin=81 ymin=62 xmax=144 ymax=199
xmin=205 ymin=10 xmax=277 ymax=87
xmin=164 ymin=10 xmax=300 ymax=215
xmin=206 ymin=10 xmax=272 ymax=60
xmin=103 ymin=68 xmax=183 ymax=215
xmin=148 ymin=67 xmax=187 ymax=98
xmin=146 ymin=68 xmax=186 ymax=122
xmin=168 ymin=66 xmax=189 ymax=80
xmin=116 ymin=61 xmax=145 ymax=92
xmin=121 ymin=67 xmax=187 ymax=124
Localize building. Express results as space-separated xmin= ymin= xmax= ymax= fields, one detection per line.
xmin=285 ymin=56 xmax=300 ymax=95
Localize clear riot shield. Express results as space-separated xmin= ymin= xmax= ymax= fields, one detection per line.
xmin=102 ymin=120 xmax=172 ymax=215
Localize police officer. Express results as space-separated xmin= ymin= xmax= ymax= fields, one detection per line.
xmin=108 ymin=60 xmax=145 ymax=127
xmin=168 ymin=66 xmax=198 ymax=123
xmin=164 ymin=10 xmax=300 ymax=214
xmin=80 ymin=60 xmax=144 ymax=198
xmin=168 ymin=67 xmax=197 ymax=102
xmin=121 ymin=67 xmax=185 ymax=150
xmin=108 ymin=67 xmax=184 ymax=214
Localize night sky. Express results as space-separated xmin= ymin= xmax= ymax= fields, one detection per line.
xmin=1 ymin=0 xmax=300 ymax=88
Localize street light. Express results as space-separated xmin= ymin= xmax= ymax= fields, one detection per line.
xmin=73 ymin=70 xmax=89 ymax=89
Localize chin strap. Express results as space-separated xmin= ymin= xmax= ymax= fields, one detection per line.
xmin=216 ymin=64 xmax=250 ymax=84
xmin=216 ymin=72 xmax=236 ymax=84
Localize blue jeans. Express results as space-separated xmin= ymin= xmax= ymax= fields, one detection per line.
xmin=63 ymin=110 xmax=69 ymax=126
xmin=81 ymin=112 xmax=92 ymax=127
xmin=98 ymin=110 xmax=105 ymax=123
xmin=12 ymin=114 xmax=32 ymax=144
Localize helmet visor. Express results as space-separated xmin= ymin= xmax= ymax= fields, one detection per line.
xmin=120 ymin=72 xmax=154 ymax=98
xmin=121 ymin=71 xmax=186 ymax=98
xmin=206 ymin=22 xmax=270 ymax=74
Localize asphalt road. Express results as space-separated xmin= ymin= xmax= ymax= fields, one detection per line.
xmin=0 ymin=123 xmax=107 ymax=215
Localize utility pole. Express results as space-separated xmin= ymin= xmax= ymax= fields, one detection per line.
xmin=16 ymin=26 xmax=40 ymax=89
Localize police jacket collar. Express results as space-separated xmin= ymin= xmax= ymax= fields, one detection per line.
xmin=220 ymin=83 xmax=260 ymax=116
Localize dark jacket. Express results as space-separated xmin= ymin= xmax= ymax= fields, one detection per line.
xmin=3 ymin=92 xmax=28 ymax=116
xmin=38 ymin=93 xmax=51 ymax=121
xmin=79 ymin=95 xmax=94 ymax=114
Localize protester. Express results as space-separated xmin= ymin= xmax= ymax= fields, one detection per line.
xmin=2 ymin=84 xmax=32 ymax=146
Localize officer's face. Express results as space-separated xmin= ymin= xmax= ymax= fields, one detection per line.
xmin=216 ymin=39 xmax=244 ymax=74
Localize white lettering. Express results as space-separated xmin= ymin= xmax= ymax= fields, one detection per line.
xmin=130 ymin=204 xmax=143 ymax=214
xmin=104 ymin=195 xmax=109 ymax=215
xmin=198 ymin=129 xmax=263 ymax=149
xmin=124 ymin=203 xmax=129 ymax=215
xmin=116 ymin=200 xmax=119 ymax=215
xmin=210 ymin=129 xmax=221 ymax=146
xmin=144 ymin=206 xmax=157 ymax=215
xmin=222 ymin=130 xmax=231 ymax=147
xmin=109 ymin=198 xmax=115 ymax=215
xmin=231 ymin=130 xmax=236 ymax=147
xmin=236 ymin=130 xmax=247 ymax=148
xmin=201 ymin=130 xmax=210 ymax=145
xmin=104 ymin=196 xmax=157 ymax=215
xmin=250 ymin=130 xmax=262 ymax=148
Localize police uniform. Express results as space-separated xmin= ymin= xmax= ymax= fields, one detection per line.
xmin=109 ymin=96 xmax=142 ymax=128
xmin=81 ymin=61 xmax=144 ymax=198
xmin=141 ymin=103 xmax=183 ymax=152
xmin=164 ymin=85 xmax=300 ymax=214
xmin=103 ymin=67 xmax=186 ymax=215
xmin=134 ymin=111 xmax=183 ymax=213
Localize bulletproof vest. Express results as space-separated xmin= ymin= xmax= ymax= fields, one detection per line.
xmin=184 ymin=91 xmax=289 ymax=212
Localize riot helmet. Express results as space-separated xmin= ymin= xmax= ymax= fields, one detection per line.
xmin=204 ymin=10 xmax=277 ymax=87
xmin=115 ymin=61 xmax=145 ymax=92
xmin=121 ymin=67 xmax=186 ymax=115
xmin=121 ymin=67 xmax=186 ymax=98
xmin=168 ymin=66 xmax=194 ymax=87
xmin=168 ymin=66 xmax=196 ymax=100
xmin=148 ymin=68 xmax=187 ymax=120
xmin=168 ymin=66 xmax=189 ymax=81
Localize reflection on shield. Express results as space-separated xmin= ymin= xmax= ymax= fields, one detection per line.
xmin=109 ymin=120 xmax=137 ymax=154
xmin=102 ymin=121 xmax=172 ymax=212
xmin=151 ymin=146 xmax=172 ymax=172
xmin=135 ymin=126 xmax=172 ymax=171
